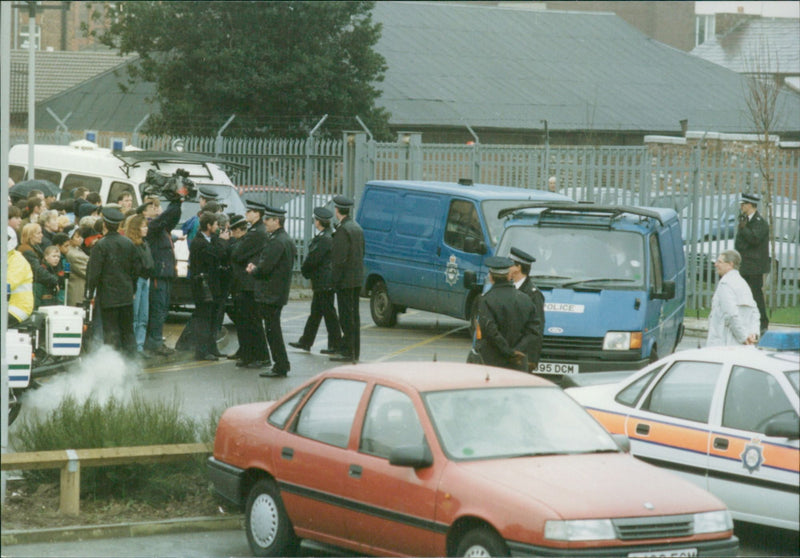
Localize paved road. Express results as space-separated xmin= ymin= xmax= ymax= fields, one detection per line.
xmin=5 ymin=300 xmax=797 ymax=557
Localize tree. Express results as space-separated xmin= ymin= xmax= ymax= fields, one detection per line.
xmin=89 ymin=1 xmax=391 ymax=138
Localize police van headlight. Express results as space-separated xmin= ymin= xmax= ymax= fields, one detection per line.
xmin=603 ymin=332 xmax=642 ymax=351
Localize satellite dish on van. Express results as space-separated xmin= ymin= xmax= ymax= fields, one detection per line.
xmin=69 ymin=139 xmax=99 ymax=150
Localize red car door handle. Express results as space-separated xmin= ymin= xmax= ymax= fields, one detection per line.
xmin=281 ymin=447 xmax=294 ymax=460
xmin=713 ymin=437 xmax=729 ymax=450
xmin=635 ymin=423 xmax=650 ymax=435
xmin=349 ymin=464 xmax=362 ymax=478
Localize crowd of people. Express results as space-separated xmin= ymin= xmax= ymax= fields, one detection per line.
xmin=6 ymin=184 xmax=365 ymax=379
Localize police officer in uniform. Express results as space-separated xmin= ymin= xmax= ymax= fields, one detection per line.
xmin=85 ymin=207 xmax=141 ymax=357
xmin=476 ymin=256 xmax=537 ymax=371
xmin=247 ymin=205 xmax=296 ymax=377
xmin=230 ymin=202 xmax=270 ymax=368
xmin=508 ymin=247 xmax=545 ymax=369
xmin=290 ymin=206 xmax=342 ymax=353
xmin=329 ymin=195 xmax=364 ymax=363
xmin=734 ymin=192 xmax=769 ymax=334
xmin=182 ymin=186 xmax=220 ymax=244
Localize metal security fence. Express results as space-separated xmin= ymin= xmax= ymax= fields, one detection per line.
xmin=9 ymin=129 xmax=799 ymax=310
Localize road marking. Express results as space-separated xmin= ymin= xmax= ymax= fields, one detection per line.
xmin=374 ymin=324 xmax=468 ymax=362
xmin=144 ymin=360 xmax=227 ymax=374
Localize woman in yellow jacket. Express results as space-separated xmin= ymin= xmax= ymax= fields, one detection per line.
xmin=7 ymin=226 xmax=34 ymax=326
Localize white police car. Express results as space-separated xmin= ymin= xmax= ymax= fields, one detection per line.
xmin=568 ymin=332 xmax=800 ymax=531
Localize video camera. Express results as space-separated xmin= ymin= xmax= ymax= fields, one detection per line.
xmin=142 ymin=168 xmax=197 ymax=202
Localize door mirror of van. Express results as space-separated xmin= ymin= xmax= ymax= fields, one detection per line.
xmin=464 ymin=271 xmax=477 ymax=289
xmin=463 ymin=236 xmax=487 ymax=255
xmin=650 ymin=280 xmax=676 ymax=300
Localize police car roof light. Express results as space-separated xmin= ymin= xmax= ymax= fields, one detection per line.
xmin=758 ymin=331 xmax=800 ymax=351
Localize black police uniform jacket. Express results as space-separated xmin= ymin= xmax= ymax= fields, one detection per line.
xmin=301 ymin=227 xmax=334 ymax=291
xmin=331 ymin=216 xmax=364 ymax=290
xmin=518 ymin=277 xmax=545 ymax=364
xmin=231 ymin=221 xmax=269 ymax=293
xmin=252 ymin=227 xmax=296 ymax=306
xmin=146 ymin=200 xmax=182 ymax=279
xmin=86 ymin=230 xmax=141 ymax=308
xmin=189 ymin=232 xmax=227 ymax=302
xmin=477 ymin=281 xmax=537 ymax=369
xmin=734 ymin=210 xmax=770 ymax=275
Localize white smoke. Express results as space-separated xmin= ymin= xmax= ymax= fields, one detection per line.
xmin=21 ymin=346 xmax=140 ymax=417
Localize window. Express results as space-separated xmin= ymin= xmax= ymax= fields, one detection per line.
xmin=63 ymin=174 xmax=101 ymax=194
xmin=642 ymin=361 xmax=721 ymax=423
xmin=33 ymin=169 xmax=61 ymax=187
xmin=360 ymin=386 xmax=425 ymax=459
xmin=445 ymin=200 xmax=484 ymax=253
xmin=649 ymin=234 xmax=663 ymax=292
xmin=268 ymin=386 xmax=311 ymax=429
xmin=396 ymin=194 xmax=440 ymax=238
xmin=615 ymin=366 xmax=663 ymax=407
xmin=723 ymin=367 xmax=797 ymax=434
xmin=108 ymin=181 xmax=136 ymax=205
xmin=293 ymin=379 xmax=365 ymax=448
xmin=9 ymin=165 xmax=26 ymax=184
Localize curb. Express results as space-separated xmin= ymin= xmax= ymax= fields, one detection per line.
xmin=1 ymin=515 xmax=244 ymax=546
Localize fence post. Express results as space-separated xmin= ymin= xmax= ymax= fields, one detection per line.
xmin=60 ymin=449 xmax=80 ymax=515
xmin=343 ymin=131 xmax=368 ymax=200
xmin=397 ymin=132 xmax=422 ymax=180
xmin=214 ymin=115 xmax=236 ymax=158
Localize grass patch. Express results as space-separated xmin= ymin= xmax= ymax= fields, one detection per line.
xmin=12 ymin=391 xmax=203 ymax=502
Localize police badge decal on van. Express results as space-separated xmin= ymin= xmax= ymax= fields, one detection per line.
xmin=446 ymin=255 xmax=460 ymax=286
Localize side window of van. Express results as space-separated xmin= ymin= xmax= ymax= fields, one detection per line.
xmin=445 ymin=200 xmax=483 ymax=253
xmin=9 ymin=165 xmax=26 ymax=184
xmin=649 ymin=235 xmax=663 ymax=292
xmin=397 ymin=194 xmax=439 ymax=238
xmin=108 ymin=182 xmax=136 ymax=205
xmin=34 ymin=169 xmax=62 ymax=186
xmin=359 ymin=189 xmax=395 ymax=232
xmin=63 ymin=174 xmax=102 ymax=195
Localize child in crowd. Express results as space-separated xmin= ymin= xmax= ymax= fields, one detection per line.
xmin=34 ymin=245 xmax=66 ymax=308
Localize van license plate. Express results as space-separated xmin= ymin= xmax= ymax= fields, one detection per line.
xmin=533 ymin=362 xmax=578 ymax=375
xmin=628 ymin=549 xmax=697 ymax=557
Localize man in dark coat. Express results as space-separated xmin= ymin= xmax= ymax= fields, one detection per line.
xmin=329 ymin=196 xmax=365 ymax=363
xmin=290 ymin=207 xmax=342 ymax=353
xmin=85 ymin=207 xmax=141 ymax=356
xmin=508 ymin=247 xmax=545 ymax=369
xmin=230 ymin=202 xmax=270 ymax=368
xmin=144 ymin=196 xmax=182 ymax=355
xmin=248 ymin=205 xmax=296 ymax=377
xmin=188 ymin=212 xmax=230 ymax=360
xmin=476 ymin=256 xmax=537 ymax=371
xmin=734 ymin=192 xmax=769 ymax=333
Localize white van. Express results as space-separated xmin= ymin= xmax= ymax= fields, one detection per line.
xmin=10 ymin=140 xmax=248 ymax=307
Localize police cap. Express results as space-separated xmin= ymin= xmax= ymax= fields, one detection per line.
xmin=485 ymin=256 xmax=513 ymax=274
xmin=245 ymin=200 xmax=267 ymax=214
xmin=229 ymin=214 xmax=248 ymax=229
xmin=199 ymin=186 xmax=219 ymax=200
xmin=101 ymin=207 xmax=125 ymax=225
xmin=509 ymin=247 xmax=536 ymax=265
xmin=740 ymin=192 xmax=760 ymax=205
xmin=313 ymin=206 xmax=333 ymax=220
xmin=333 ymin=195 xmax=354 ymax=209
xmin=263 ymin=205 xmax=287 ymax=218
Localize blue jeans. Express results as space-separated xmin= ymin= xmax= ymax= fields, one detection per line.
xmin=144 ymin=277 xmax=171 ymax=351
xmin=133 ymin=277 xmax=150 ymax=352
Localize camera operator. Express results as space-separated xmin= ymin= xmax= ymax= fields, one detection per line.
xmin=734 ymin=193 xmax=770 ymax=334
xmin=142 ymin=170 xmax=192 ymax=357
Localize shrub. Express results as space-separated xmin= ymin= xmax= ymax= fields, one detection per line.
xmin=12 ymin=391 xmax=202 ymax=502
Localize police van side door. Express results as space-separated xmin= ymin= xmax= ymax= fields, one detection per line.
xmin=437 ymin=198 xmax=487 ymax=319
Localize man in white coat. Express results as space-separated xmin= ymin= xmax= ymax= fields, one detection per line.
xmin=707 ymin=249 xmax=760 ymax=347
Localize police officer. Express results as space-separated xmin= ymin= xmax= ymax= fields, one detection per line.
xmin=189 ymin=212 xmax=230 ymax=360
xmin=508 ymin=247 xmax=545 ymax=369
xmin=290 ymin=207 xmax=342 ymax=353
xmin=476 ymin=256 xmax=537 ymax=371
xmin=230 ymin=201 xmax=270 ymax=368
xmin=329 ymin=195 xmax=364 ymax=363
xmin=85 ymin=207 xmax=141 ymax=357
xmin=247 ymin=205 xmax=296 ymax=377
xmin=734 ymin=192 xmax=769 ymax=334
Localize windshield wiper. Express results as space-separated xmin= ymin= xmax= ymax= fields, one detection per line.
xmin=562 ymin=278 xmax=637 ymax=288
xmin=508 ymin=451 xmax=563 ymax=458
xmin=530 ymin=274 xmax=571 ymax=280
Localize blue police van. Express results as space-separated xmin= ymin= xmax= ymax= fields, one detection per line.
xmin=357 ymin=180 xmax=571 ymax=328
xmin=493 ymin=202 xmax=686 ymax=374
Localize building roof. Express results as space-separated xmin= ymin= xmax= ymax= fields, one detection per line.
xmin=10 ymin=49 xmax=137 ymax=112
xmin=690 ymin=17 xmax=800 ymax=76
xmin=32 ymin=2 xmax=800 ymax=136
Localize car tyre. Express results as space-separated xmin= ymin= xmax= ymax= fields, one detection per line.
xmin=245 ymin=479 xmax=298 ymax=557
xmin=456 ymin=527 xmax=510 ymax=557
xmin=370 ymin=280 xmax=398 ymax=327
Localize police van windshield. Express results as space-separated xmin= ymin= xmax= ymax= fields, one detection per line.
xmin=498 ymin=226 xmax=646 ymax=289
xmin=481 ymin=200 xmax=546 ymax=246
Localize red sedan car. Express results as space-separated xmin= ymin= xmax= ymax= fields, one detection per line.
xmin=209 ymin=362 xmax=738 ymax=557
